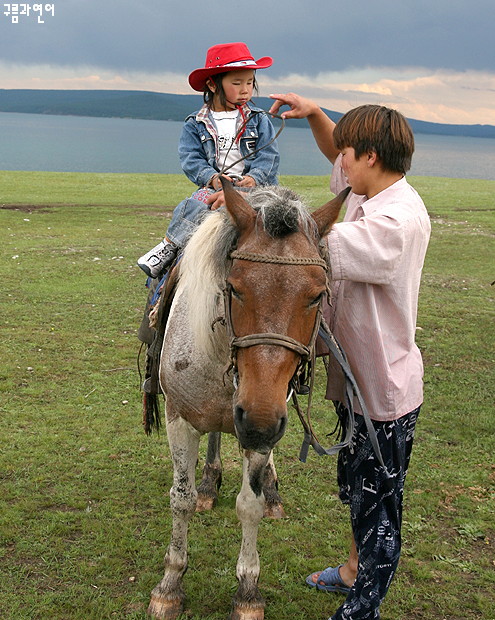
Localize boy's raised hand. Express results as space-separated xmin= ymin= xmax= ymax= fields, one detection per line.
xmin=269 ymin=93 xmax=320 ymax=119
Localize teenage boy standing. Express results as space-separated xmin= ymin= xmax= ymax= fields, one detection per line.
xmin=270 ymin=94 xmax=431 ymax=620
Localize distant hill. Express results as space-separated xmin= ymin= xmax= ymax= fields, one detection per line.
xmin=0 ymin=89 xmax=203 ymax=121
xmin=1 ymin=89 xmax=494 ymax=139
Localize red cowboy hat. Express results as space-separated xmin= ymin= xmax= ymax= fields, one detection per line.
xmin=188 ymin=42 xmax=273 ymax=91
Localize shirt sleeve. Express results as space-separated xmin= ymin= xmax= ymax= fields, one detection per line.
xmin=328 ymin=212 xmax=407 ymax=285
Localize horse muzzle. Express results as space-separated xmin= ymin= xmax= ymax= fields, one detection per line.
xmin=233 ymin=404 xmax=287 ymax=453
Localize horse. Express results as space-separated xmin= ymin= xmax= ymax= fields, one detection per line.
xmin=148 ymin=179 xmax=350 ymax=620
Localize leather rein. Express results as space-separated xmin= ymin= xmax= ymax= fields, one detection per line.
xmin=224 ymin=248 xmax=327 ymax=369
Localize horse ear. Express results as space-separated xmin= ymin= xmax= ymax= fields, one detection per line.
xmin=220 ymin=176 xmax=256 ymax=232
xmin=312 ymin=187 xmax=351 ymax=238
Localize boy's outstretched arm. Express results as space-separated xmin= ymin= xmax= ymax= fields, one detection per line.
xmin=269 ymin=92 xmax=340 ymax=164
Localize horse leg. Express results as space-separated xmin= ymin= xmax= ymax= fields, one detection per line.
xmin=231 ymin=450 xmax=269 ymax=620
xmin=196 ymin=439 xmax=284 ymax=517
xmin=262 ymin=451 xmax=286 ymax=519
xmin=196 ymin=431 xmax=223 ymax=512
xmin=148 ymin=416 xmax=201 ymax=620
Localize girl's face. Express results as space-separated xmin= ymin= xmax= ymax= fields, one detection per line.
xmin=210 ymin=69 xmax=255 ymax=111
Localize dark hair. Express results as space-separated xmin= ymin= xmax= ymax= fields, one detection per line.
xmin=203 ymin=71 xmax=259 ymax=108
xmin=333 ymin=105 xmax=415 ymax=174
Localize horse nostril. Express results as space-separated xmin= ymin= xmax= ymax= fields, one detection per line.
xmin=277 ymin=416 xmax=287 ymax=436
xmin=234 ymin=405 xmax=246 ymax=427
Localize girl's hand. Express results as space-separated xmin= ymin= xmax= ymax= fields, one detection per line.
xmin=209 ymin=174 xmax=232 ymax=191
xmin=206 ymin=190 xmax=225 ymax=210
xmin=206 ymin=176 xmax=256 ymax=209
xmin=235 ymin=175 xmax=256 ymax=188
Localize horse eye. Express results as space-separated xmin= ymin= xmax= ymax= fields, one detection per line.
xmin=309 ymin=292 xmax=323 ymax=307
xmin=230 ymin=286 xmax=242 ymax=301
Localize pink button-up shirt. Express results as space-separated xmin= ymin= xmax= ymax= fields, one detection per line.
xmin=324 ymin=154 xmax=431 ymax=421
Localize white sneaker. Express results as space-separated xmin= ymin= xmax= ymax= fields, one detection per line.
xmin=137 ymin=241 xmax=178 ymax=278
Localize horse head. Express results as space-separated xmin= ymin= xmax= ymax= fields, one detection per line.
xmin=221 ymin=179 xmax=350 ymax=454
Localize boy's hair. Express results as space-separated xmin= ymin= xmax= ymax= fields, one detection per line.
xmin=333 ymin=105 xmax=414 ymax=174
xmin=203 ymin=72 xmax=259 ymax=108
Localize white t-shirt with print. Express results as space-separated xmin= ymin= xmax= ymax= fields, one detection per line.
xmin=211 ymin=110 xmax=245 ymax=178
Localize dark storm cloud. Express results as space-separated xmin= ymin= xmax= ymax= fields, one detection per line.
xmin=1 ymin=0 xmax=494 ymax=75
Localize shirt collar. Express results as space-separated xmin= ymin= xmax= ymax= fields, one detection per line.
xmin=196 ymin=102 xmax=252 ymax=123
xmin=360 ymin=176 xmax=407 ymax=215
xmin=196 ymin=103 xmax=211 ymax=124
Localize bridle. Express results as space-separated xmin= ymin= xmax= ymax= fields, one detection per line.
xmin=221 ymin=248 xmax=327 ymax=404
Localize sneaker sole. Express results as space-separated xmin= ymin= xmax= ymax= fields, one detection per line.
xmin=137 ymin=261 xmax=153 ymax=278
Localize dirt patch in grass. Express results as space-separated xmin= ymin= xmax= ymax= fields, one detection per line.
xmin=1 ymin=204 xmax=55 ymax=213
xmin=1 ymin=203 xmax=175 ymax=213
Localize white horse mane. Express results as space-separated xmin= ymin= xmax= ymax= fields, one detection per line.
xmin=175 ymin=210 xmax=231 ymax=359
xmin=175 ymin=187 xmax=318 ymax=359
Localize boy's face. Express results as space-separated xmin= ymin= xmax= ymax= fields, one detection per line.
xmin=341 ymin=146 xmax=376 ymax=196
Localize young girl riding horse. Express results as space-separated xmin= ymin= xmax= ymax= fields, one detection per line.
xmin=138 ymin=42 xmax=279 ymax=278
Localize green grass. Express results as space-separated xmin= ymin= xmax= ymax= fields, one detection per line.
xmin=0 ymin=171 xmax=494 ymax=620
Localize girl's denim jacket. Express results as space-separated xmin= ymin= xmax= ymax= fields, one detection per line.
xmin=178 ymin=102 xmax=279 ymax=188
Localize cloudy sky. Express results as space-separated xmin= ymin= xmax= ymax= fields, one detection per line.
xmin=1 ymin=0 xmax=494 ymax=125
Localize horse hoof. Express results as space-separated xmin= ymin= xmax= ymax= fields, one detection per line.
xmin=147 ymin=593 xmax=183 ymax=619
xmin=230 ymin=605 xmax=265 ymax=620
xmin=196 ymin=493 xmax=217 ymax=512
xmin=263 ymin=502 xmax=286 ymax=519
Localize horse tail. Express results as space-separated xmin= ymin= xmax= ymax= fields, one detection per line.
xmin=143 ymin=391 xmax=161 ymax=435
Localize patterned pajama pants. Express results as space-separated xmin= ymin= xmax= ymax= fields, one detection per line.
xmin=331 ymin=406 xmax=420 ymax=620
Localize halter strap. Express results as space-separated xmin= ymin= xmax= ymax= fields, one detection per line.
xmin=232 ymin=333 xmax=311 ymax=358
xmin=225 ymin=249 xmax=327 ymax=366
xmin=225 ymin=247 xmax=328 ymax=371
xmin=230 ymin=249 xmax=328 ymax=269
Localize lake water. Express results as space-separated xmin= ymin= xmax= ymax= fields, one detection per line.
xmin=1 ymin=111 xmax=494 ymax=180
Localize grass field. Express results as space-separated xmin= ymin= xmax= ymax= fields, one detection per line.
xmin=0 ymin=171 xmax=494 ymax=620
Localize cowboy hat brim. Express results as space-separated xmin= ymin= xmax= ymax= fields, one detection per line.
xmin=188 ymin=56 xmax=273 ymax=91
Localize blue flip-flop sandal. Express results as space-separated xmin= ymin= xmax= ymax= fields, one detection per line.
xmin=305 ymin=564 xmax=351 ymax=594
